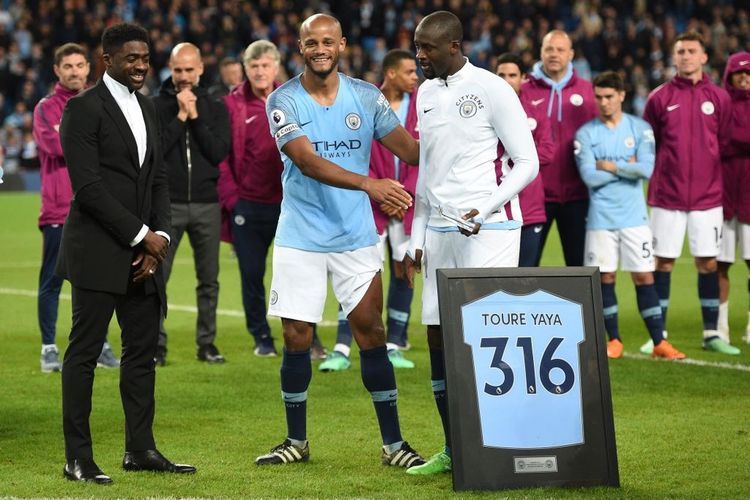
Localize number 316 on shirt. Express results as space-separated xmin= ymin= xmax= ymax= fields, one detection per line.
xmin=460 ymin=290 xmax=585 ymax=449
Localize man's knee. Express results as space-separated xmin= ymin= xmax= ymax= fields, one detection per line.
xmin=695 ymin=256 xmax=717 ymax=273
xmin=282 ymin=320 xmax=313 ymax=351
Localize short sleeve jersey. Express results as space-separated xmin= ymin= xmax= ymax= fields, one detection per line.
xmin=266 ymin=73 xmax=399 ymax=252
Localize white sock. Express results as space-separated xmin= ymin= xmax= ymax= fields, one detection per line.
xmin=718 ymin=302 xmax=730 ymax=341
xmin=386 ymin=342 xmax=400 ymax=352
xmin=41 ymin=344 xmax=57 ymax=353
xmin=288 ymin=438 xmax=307 ymax=448
xmin=333 ymin=343 xmax=351 ymax=358
xmin=383 ymin=440 xmax=404 ymax=454
xmin=703 ymin=329 xmax=720 ymax=340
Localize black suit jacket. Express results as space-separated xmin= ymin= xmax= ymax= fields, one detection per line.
xmin=57 ymin=79 xmax=171 ymax=309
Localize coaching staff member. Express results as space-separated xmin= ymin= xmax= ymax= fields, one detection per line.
xmin=58 ymin=23 xmax=195 ymax=484
xmin=152 ymin=42 xmax=230 ymax=366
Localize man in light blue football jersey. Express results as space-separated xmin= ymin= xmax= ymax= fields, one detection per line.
xmin=575 ymin=71 xmax=685 ymax=360
xmin=254 ymin=13 xmax=425 ymax=469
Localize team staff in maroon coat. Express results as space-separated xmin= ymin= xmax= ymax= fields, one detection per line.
xmin=495 ymin=52 xmax=555 ymax=267
xmin=642 ymin=31 xmax=737 ymax=355
xmin=32 ymin=43 xmax=119 ymax=372
xmin=217 ymin=40 xmax=284 ymax=357
xmin=717 ymin=51 xmax=750 ymax=346
xmin=521 ymin=30 xmax=597 ymax=266
xmin=151 ymin=43 xmax=230 ymax=366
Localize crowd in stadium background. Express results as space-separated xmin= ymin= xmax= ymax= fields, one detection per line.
xmin=0 ymin=0 xmax=748 ymax=177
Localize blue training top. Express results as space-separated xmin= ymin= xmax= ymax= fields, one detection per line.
xmin=574 ymin=113 xmax=656 ymax=230
xmin=266 ymin=73 xmax=399 ymax=252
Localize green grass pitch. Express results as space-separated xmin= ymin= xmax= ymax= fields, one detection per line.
xmin=1 ymin=192 xmax=749 ymax=498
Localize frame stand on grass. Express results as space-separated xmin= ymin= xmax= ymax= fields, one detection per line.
xmin=436 ymin=267 xmax=619 ymax=491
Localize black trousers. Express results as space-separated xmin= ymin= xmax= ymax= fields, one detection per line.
xmin=62 ymin=281 xmax=160 ymax=461
xmin=539 ymin=200 xmax=589 ymax=267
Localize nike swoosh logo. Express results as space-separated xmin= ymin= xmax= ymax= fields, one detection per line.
xmin=667 ymin=104 xmax=680 ymax=112
xmin=245 ymin=115 xmax=258 ymax=124
xmin=531 ymin=98 xmax=545 ymax=106
xmin=423 ymin=108 xmax=434 ymax=114
xmin=740 ymin=60 xmax=749 ymax=66
xmin=533 ymin=226 xmax=543 ymax=233
xmin=300 ymin=120 xmax=312 ymax=127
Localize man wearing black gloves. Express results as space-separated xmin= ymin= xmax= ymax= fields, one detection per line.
xmin=152 ymin=42 xmax=230 ymax=365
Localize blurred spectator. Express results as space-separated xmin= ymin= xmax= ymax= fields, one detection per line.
xmin=209 ymin=56 xmax=243 ymax=98
xmin=1 ymin=0 xmax=745 ymax=180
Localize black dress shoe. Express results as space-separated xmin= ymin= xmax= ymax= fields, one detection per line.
xmin=197 ymin=343 xmax=225 ymax=363
xmin=154 ymin=346 xmax=167 ymax=366
xmin=63 ymin=458 xmax=113 ymax=484
xmin=122 ymin=449 xmax=196 ymax=474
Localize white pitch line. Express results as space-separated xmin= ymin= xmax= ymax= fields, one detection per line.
xmin=0 ymin=287 xmax=337 ymax=327
xmin=622 ymin=351 xmax=750 ymax=372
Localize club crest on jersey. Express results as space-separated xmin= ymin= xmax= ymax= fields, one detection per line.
xmin=345 ymin=113 xmax=362 ymax=130
xmin=624 ymin=136 xmax=635 ymax=148
xmin=271 ymin=109 xmax=286 ymax=125
xmin=456 ymin=94 xmax=483 ymax=118
xmin=701 ymin=101 xmax=715 ymax=115
xmin=570 ymin=93 xmax=583 ymax=106
xmin=459 ymin=101 xmax=477 ymax=118
xmin=527 ymin=117 xmax=538 ymax=131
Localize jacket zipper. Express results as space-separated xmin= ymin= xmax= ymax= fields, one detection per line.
xmin=186 ymin=129 xmax=192 ymax=202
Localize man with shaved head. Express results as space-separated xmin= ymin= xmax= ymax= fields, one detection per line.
xmin=405 ymin=11 xmax=539 ymax=475
xmin=152 ymin=42 xmax=230 ymax=365
xmin=522 ymin=30 xmax=597 ymax=267
xmin=256 ymin=12 xmax=425 ymax=469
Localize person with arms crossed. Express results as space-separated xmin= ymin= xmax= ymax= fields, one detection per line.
xmin=404 ymin=11 xmax=538 ymax=475
xmin=33 ymin=43 xmax=120 ymax=372
xmin=320 ymin=48 xmax=420 ymax=372
xmin=152 ymin=42 xmax=230 ymax=366
xmin=522 ymin=30 xmax=597 ymax=266
xmin=495 ymin=52 xmax=555 ymax=267
xmin=575 ymin=71 xmax=686 ymax=360
xmin=717 ymin=51 xmax=750 ymax=345
xmin=58 ymin=23 xmax=195 ymax=484
xmin=642 ymin=32 xmax=737 ymax=355
xmin=255 ymin=14 xmax=425 ymax=468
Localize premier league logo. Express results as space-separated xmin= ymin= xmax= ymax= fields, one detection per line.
xmin=345 ymin=113 xmax=361 ymax=130
xmin=271 ymin=109 xmax=286 ymax=126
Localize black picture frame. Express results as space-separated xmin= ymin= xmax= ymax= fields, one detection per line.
xmin=436 ymin=267 xmax=619 ymax=491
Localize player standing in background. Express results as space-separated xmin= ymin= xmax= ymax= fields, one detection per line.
xmin=717 ymin=51 xmax=750 ymax=345
xmin=576 ymin=71 xmax=685 ymax=360
xmin=643 ymin=32 xmax=738 ymax=355
xmin=495 ymin=52 xmax=554 ymax=267
xmin=404 ymin=11 xmax=538 ymax=475
xmin=255 ymin=14 xmax=425 ymax=469
xmin=522 ymin=30 xmax=597 ymax=266
xmin=320 ymin=49 xmax=420 ymax=372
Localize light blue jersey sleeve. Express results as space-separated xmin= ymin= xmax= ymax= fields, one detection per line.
xmin=350 ymin=79 xmax=400 ymax=140
xmin=575 ymin=122 xmax=618 ymax=189
xmin=614 ymin=117 xmax=655 ymax=181
xmin=266 ymin=80 xmax=305 ymax=152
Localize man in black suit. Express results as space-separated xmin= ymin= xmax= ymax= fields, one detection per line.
xmin=57 ymin=23 xmax=195 ymax=484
